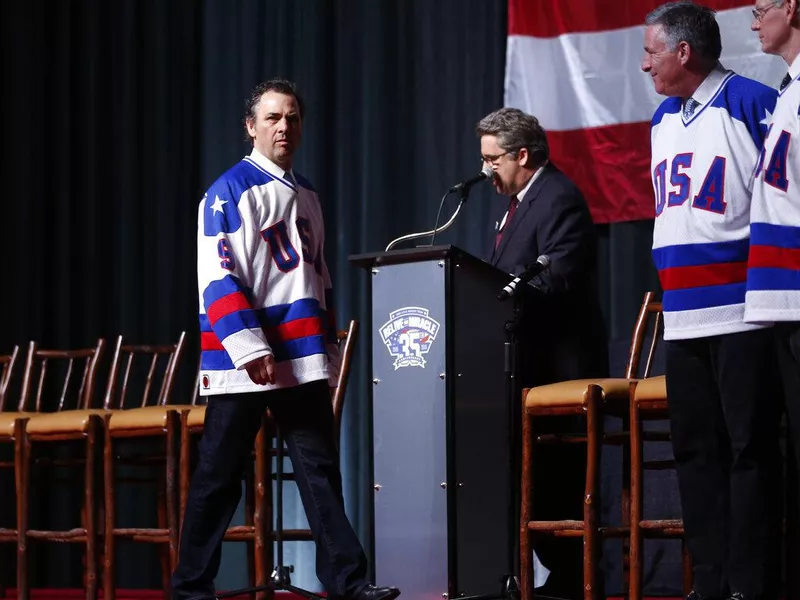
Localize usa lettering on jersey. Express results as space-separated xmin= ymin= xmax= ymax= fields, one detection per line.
xmin=649 ymin=67 xmax=778 ymax=340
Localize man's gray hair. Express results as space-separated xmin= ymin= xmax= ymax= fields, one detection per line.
xmin=476 ymin=107 xmax=549 ymax=164
xmin=645 ymin=1 xmax=722 ymax=65
xmin=772 ymin=0 xmax=800 ymax=15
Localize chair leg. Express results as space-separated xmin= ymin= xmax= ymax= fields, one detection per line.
xmin=254 ymin=416 xmax=272 ymax=600
xmin=166 ymin=411 xmax=180 ymax=574
xmin=519 ymin=405 xmax=533 ymax=600
xmin=628 ymin=391 xmax=643 ymax=600
xmin=15 ymin=419 xmax=29 ymax=600
xmin=154 ymin=485 xmax=172 ymax=599
xmin=681 ymin=540 xmax=692 ymax=596
xmin=583 ymin=387 xmax=603 ymax=600
xmin=85 ymin=417 xmax=99 ymax=600
xmin=620 ymin=409 xmax=631 ymax=595
xmin=103 ymin=424 xmax=115 ymax=600
xmin=179 ymin=412 xmax=191 ymax=531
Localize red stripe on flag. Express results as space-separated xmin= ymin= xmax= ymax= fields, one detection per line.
xmin=207 ymin=292 xmax=252 ymax=325
xmin=266 ymin=317 xmax=326 ymax=344
xmin=659 ymin=262 xmax=748 ymax=291
xmin=749 ymin=246 xmax=800 ymax=270
xmin=547 ymin=122 xmax=654 ymax=224
xmin=201 ymin=332 xmax=225 ymax=351
xmin=508 ymin=0 xmax=753 ymax=38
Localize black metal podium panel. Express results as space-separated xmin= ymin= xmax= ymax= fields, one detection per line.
xmin=352 ymin=246 xmax=515 ymax=600
xmin=450 ymin=259 xmax=514 ymax=596
xmin=371 ymin=259 xmax=449 ymax=600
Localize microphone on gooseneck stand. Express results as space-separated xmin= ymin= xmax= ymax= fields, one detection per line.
xmin=385 ymin=165 xmax=495 ymax=251
xmin=497 ymin=254 xmax=551 ymax=301
xmin=449 ymin=165 xmax=495 ymax=194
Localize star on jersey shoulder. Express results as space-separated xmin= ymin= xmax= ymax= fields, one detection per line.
xmin=209 ymin=194 xmax=228 ymax=215
xmin=760 ymin=108 xmax=774 ymax=127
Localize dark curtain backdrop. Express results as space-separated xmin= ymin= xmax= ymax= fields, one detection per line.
xmin=2 ymin=0 xmax=675 ymax=595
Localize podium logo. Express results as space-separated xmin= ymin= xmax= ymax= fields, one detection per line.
xmin=379 ymin=306 xmax=440 ymax=370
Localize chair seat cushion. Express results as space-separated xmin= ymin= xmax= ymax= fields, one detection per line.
xmin=525 ymin=378 xmax=634 ymax=409
xmin=25 ymin=409 xmax=110 ymax=435
xmin=0 ymin=412 xmax=34 ymax=437
xmin=185 ymin=406 xmax=206 ymax=428
xmin=108 ymin=405 xmax=192 ymax=432
xmin=633 ymin=375 xmax=667 ymax=403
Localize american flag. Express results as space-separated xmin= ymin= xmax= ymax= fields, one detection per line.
xmin=504 ymin=0 xmax=785 ymax=224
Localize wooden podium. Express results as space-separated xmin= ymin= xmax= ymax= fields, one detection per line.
xmin=350 ymin=245 xmax=519 ymax=600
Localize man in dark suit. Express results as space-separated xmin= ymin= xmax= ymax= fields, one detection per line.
xmin=477 ymin=107 xmax=608 ymax=598
xmin=478 ymin=107 xmax=608 ymax=387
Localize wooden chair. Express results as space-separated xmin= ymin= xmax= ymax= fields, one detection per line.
xmin=101 ymin=331 xmax=187 ymax=600
xmin=520 ymin=292 xmax=662 ymax=600
xmin=0 ymin=346 xmax=24 ymax=598
xmin=628 ymin=373 xmax=692 ymax=600
xmin=16 ymin=338 xmax=109 ymax=600
xmin=178 ymin=319 xmax=360 ymax=600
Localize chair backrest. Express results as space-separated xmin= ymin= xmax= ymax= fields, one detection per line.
xmin=332 ymin=320 xmax=359 ymax=445
xmin=624 ymin=291 xmax=664 ymax=379
xmin=103 ymin=331 xmax=187 ymax=409
xmin=19 ymin=339 xmax=106 ymax=412
xmin=0 ymin=345 xmax=21 ymax=412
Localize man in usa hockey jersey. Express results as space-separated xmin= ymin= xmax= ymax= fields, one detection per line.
xmin=171 ymin=79 xmax=401 ymax=600
xmin=745 ymin=0 xmax=800 ymax=569
xmin=643 ymin=3 xmax=782 ymax=599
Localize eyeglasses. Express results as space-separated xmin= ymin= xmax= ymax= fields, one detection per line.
xmin=480 ymin=151 xmax=511 ymax=165
xmin=752 ymin=3 xmax=777 ymax=22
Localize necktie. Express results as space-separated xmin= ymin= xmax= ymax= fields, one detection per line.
xmin=780 ymin=72 xmax=792 ymax=91
xmin=683 ymin=97 xmax=700 ymax=120
xmin=495 ymin=195 xmax=519 ymax=249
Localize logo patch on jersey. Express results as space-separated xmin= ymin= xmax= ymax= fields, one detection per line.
xmin=379 ymin=307 xmax=440 ymax=370
xmin=201 ymin=374 xmax=210 ymax=389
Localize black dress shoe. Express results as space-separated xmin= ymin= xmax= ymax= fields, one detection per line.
xmin=352 ymin=584 xmax=401 ymax=600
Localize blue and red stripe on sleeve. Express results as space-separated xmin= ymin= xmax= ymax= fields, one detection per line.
xmin=748 ymin=223 xmax=800 ymax=291
xmin=653 ymin=239 xmax=749 ymax=311
xmin=199 ymin=297 xmax=331 ymax=369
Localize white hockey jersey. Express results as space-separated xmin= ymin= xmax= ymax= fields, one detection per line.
xmin=745 ymin=56 xmax=800 ymax=323
xmin=197 ymin=149 xmax=340 ymax=396
xmin=650 ymin=65 xmax=778 ymax=340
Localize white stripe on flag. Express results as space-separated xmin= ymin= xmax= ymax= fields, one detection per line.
xmin=505 ymin=6 xmax=786 ymax=131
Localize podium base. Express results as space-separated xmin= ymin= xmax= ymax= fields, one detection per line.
xmin=195 ymin=566 xmax=325 ymax=600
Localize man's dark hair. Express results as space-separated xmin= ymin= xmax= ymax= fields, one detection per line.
xmin=645 ymin=1 xmax=722 ymax=66
xmin=243 ymin=78 xmax=305 ymax=140
xmin=476 ymin=107 xmax=549 ymax=165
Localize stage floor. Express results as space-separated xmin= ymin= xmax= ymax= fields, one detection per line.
xmin=0 ymin=591 xmax=691 ymax=600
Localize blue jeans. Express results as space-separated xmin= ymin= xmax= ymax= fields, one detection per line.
xmin=171 ymin=380 xmax=369 ymax=600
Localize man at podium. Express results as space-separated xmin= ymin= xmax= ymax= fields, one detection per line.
xmin=477 ymin=107 xmax=608 ymax=387
xmin=477 ymin=107 xmax=609 ymax=598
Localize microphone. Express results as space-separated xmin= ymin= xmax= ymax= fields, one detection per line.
xmin=497 ymin=254 xmax=551 ymax=301
xmin=449 ymin=165 xmax=494 ymax=194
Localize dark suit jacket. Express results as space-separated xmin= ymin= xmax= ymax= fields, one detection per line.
xmin=488 ymin=163 xmax=608 ymax=388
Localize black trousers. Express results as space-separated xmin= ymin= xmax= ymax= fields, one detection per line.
xmin=171 ymin=380 xmax=369 ymax=600
xmin=665 ymin=329 xmax=783 ymax=598
xmin=773 ymin=323 xmax=800 ymax=582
